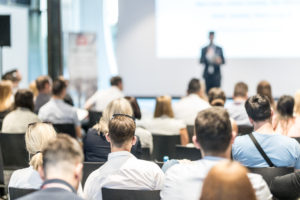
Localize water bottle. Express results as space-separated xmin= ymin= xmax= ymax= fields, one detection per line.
xmin=163 ymin=156 xmax=169 ymax=163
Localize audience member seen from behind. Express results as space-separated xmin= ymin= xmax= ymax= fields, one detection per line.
xmin=273 ymin=95 xmax=300 ymax=136
xmin=83 ymin=98 xmax=142 ymax=162
xmin=38 ymin=78 xmax=82 ymax=138
xmin=208 ymin=88 xmax=238 ymax=137
xmin=173 ymin=78 xmax=210 ymax=125
xmin=257 ymin=80 xmax=275 ymax=109
xmin=17 ymin=135 xmax=84 ymax=200
xmin=84 ymin=76 xmax=124 ymax=112
xmin=9 ymin=123 xmax=56 ymax=189
xmin=0 ymin=80 xmax=13 ymax=121
xmin=226 ymin=82 xmax=251 ymax=126
xmin=84 ymin=115 xmax=164 ymax=200
xmin=160 ymin=107 xmax=271 ymax=200
xmin=2 ymin=69 xmax=22 ymax=92
xmin=232 ymin=95 xmax=300 ymax=169
xmin=142 ymin=95 xmax=189 ymax=145
xmin=125 ymin=96 xmax=153 ymax=153
xmin=200 ymin=161 xmax=256 ymax=200
xmin=2 ymin=89 xmax=41 ymax=133
xmin=34 ymin=75 xmax=52 ymax=114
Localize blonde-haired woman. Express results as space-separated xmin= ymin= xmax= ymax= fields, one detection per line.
xmin=200 ymin=161 xmax=256 ymax=200
xmin=142 ymin=96 xmax=189 ymax=145
xmin=83 ymin=98 xmax=142 ymax=162
xmin=8 ymin=122 xmax=56 ymax=189
xmin=0 ymin=80 xmax=13 ymax=121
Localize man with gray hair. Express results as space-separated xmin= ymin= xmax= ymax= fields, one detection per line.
xmin=18 ymin=135 xmax=84 ymax=200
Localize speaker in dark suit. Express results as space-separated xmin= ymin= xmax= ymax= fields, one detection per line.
xmin=200 ymin=31 xmax=225 ymax=94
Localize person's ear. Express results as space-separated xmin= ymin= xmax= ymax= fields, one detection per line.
xmin=38 ymin=165 xmax=45 ymax=181
xmin=132 ymin=136 xmax=137 ymax=145
xmin=192 ymin=135 xmax=201 ymax=149
xmin=249 ymin=117 xmax=254 ymax=125
xmin=105 ymin=133 xmax=111 ymax=143
xmin=74 ymin=163 xmax=83 ymax=181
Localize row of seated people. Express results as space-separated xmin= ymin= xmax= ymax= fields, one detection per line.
xmin=5 ymin=98 xmax=300 ymax=200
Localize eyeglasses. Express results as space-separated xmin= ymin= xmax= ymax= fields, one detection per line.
xmin=28 ymin=122 xmax=52 ymax=128
xmin=111 ymin=113 xmax=136 ymax=123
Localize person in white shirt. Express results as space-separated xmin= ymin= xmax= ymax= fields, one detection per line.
xmin=84 ymin=114 xmax=164 ymax=200
xmin=226 ymin=82 xmax=252 ymax=126
xmin=173 ymin=78 xmax=210 ymax=125
xmin=8 ymin=122 xmax=57 ymax=189
xmin=160 ymin=107 xmax=272 ymax=200
xmin=84 ymin=76 xmax=124 ymax=112
xmin=142 ymin=95 xmax=189 ymax=145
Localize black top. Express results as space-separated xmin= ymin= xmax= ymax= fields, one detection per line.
xmin=200 ymin=45 xmax=225 ymax=78
xmin=17 ymin=179 xmax=83 ymax=200
xmin=270 ymin=171 xmax=300 ymax=199
xmin=83 ymin=128 xmax=142 ymax=162
xmin=34 ymin=93 xmax=51 ymax=114
xmin=0 ymin=109 xmax=10 ymax=121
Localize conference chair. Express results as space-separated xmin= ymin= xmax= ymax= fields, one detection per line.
xmin=82 ymin=162 xmax=105 ymax=187
xmin=186 ymin=125 xmax=194 ymax=143
xmin=0 ymin=119 xmax=2 ymax=131
xmin=88 ymin=111 xmax=102 ymax=128
xmin=0 ymin=148 xmax=5 ymax=196
xmin=0 ymin=133 xmax=29 ymax=170
xmin=292 ymin=137 xmax=300 ymax=144
xmin=52 ymin=123 xmax=76 ymax=138
xmin=102 ymin=188 xmax=160 ymax=200
xmin=9 ymin=187 xmax=37 ymax=200
xmin=248 ymin=167 xmax=294 ymax=186
xmin=152 ymin=134 xmax=181 ymax=162
xmin=141 ymin=147 xmax=151 ymax=161
xmin=175 ymin=145 xmax=202 ymax=161
xmin=237 ymin=125 xmax=254 ymax=136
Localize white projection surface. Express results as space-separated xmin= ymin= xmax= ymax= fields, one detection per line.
xmin=156 ymin=0 xmax=300 ymax=58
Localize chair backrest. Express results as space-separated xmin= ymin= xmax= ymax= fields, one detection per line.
xmin=102 ymin=188 xmax=160 ymax=200
xmin=292 ymin=137 xmax=300 ymax=144
xmin=0 ymin=119 xmax=2 ymax=131
xmin=141 ymin=147 xmax=151 ymax=161
xmin=152 ymin=134 xmax=181 ymax=161
xmin=0 ymin=133 xmax=29 ymax=170
xmin=186 ymin=125 xmax=194 ymax=143
xmin=248 ymin=167 xmax=294 ymax=186
xmin=237 ymin=125 xmax=254 ymax=136
xmin=9 ymin=187 xmax=37 ymax=200
xmin=175 ymin=145 xmax=202 ymax=161
xmin=82 ymin=162 xmax=105 ymax=187
xmin=88 ymin=111 xmax=102 ymax=128
xmin=52 ymin=124 xmax=76 ymax=138
xmin=0 ymin=147 xmax=4 ymax=185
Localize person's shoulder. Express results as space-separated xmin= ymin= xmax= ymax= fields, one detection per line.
xmin=134 ymin=159 xmax=163 ymax=171
xmin=233 ymin=134 xmax=250 ymax=147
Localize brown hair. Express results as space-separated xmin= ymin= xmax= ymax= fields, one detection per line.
xmin=108 ymin=115 xmax=136 ymax=147
xmin=125 ymin=96 xmax=142 ymax=120
xmin=0 ymin=80 xmax=13 ymax=111
xmin=257 ymin=80 xmax=274 ymax=106
xmin=208 ymin=88 xmax=226 ymax=107
xmin=42 ymin=134 xmax=83 ymax=176
xmin=110 ymin=76 xmax=122 ymax=86
xmin=35 ymin=75 xmax=52 ymax=91
xmin=195 ymin=107 xmax=232 ymax=154
xmin=154 ymin=96 xmax=174 ymax=118
xmin=200 ymin=161 xmax=256 ymax=200
xmin=245 ymin=95 xmax=271 ymax=122
xmin=14 ymin=89 xmax=34 ymax=112
xmin=234 ymin=82 xmax=248 ymax=98
xmin=294 ymin=90 xmax=300 ymax=115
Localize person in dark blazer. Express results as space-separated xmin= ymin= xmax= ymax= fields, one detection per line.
xmin=200 ymin=31 xmax=225 ymax=93
xmin=18 ymin=135 xmax=84 ymax=200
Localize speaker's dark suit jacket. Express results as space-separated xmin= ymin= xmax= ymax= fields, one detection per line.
xmin=200 ymin=45 xmax=225 ymax=93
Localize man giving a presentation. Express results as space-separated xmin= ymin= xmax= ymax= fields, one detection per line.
xmin=200 ymin=31 xmax=225 ymax=93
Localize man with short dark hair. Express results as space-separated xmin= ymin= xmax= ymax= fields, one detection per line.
xmin=226 ymin=82 xmax=251 ymax=125
xmin=173 ymin=78 xmax=210 ymax=125
xmin=84 ymin=115 xmax=164 ymax=200
xmin=38 ymin=79 xmax=81 ymax=138
xmin=18 ymin=135 xmax=84 ymax=200
xmin=34 ymin=75 xmax=52 ymax=113
xmin=161 ymin=107 xmax=272 ymax=200
xmin=232 ymin=94 xmax=300 ymax=169
xmin=84 ymin=76 xmax=124 ymax=112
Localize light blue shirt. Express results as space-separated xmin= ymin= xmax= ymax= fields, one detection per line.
xmin=38 ymin=98 xmax=80 ymax=126
xmin=233 ymin=132 xmax=300 ymax=169
xmin=226 ymin=100 xmax=252 ymax=126
xmin=160 ymin=156 xmax=272 ymax=200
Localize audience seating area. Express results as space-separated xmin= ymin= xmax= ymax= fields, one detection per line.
xmin=52 ymin=124 xmax=76 ymax=138
xmin=101 ymin=188 xmax=161 ymax=200
xmin=152 ymin=134 xmax=181 ymax=161
xmin=8 ymin=187 xmax=37 ymax=200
